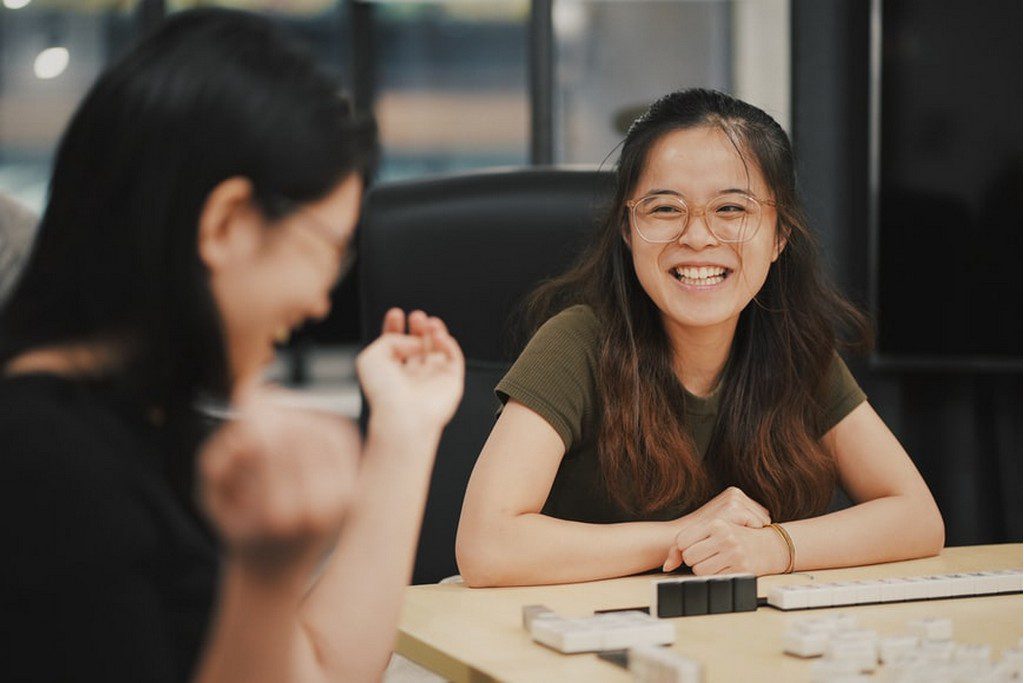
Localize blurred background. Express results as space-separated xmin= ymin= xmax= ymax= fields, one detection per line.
xmin=0 ymin=0 xmax=1019 ymax=546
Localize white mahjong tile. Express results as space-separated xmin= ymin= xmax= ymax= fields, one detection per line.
xmin=851 ymin=580 xmax=883 ymax=604
xmin=954 ymin=643 xmax=992 ymax=664
xmin=919 ymin=639 xmax=956 ymax=663
xmin=769 ymin=584 xmax=811 ymax=610
xmin=876 ymin=577 xmax=911 ymax=601
xmin=879 ymin=635 xmax=919 ymax=665
xmin=783 ymin=629 xmax=829 ymax=657
xmin=907 ymin=616 xmax=953 ymax=641
xmin=826 ymin=581 xmax=861 ymax=607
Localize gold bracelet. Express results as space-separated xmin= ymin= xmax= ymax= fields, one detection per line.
xmin=768 ymin=523 xmax=796 ymax=574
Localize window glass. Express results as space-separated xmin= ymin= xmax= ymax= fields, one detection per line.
xmin=167 ymin=0 xmax=351 ymax=85
xmin=553 ymin=0 xmax=790 ymax=165
xmin=0 ymin=1 xmax=139 ymax=212
xmin=369 ymin=1 xmax=529 ymax=181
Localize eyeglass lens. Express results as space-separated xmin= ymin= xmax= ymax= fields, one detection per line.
xmin=633 ymin=194 xmax=763 ymax=243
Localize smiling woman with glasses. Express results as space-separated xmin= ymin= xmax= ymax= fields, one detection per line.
xmin=0 ymin=9 xmax=464 ymax=683
xmin=456 ymin=88 xmax=944 ymax=588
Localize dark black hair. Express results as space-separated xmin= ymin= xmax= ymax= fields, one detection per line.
xmin=0 ymin=8 xmax=377 ymax=416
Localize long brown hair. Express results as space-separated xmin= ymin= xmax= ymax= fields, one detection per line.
xmin=525 ymin=89 xmax=870 ymax=521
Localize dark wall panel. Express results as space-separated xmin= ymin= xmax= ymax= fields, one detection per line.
xmin=792 ymin=0 xmax=1021 ymax=545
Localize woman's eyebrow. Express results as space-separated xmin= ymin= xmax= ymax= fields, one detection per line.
xmin=644 ymin=187 xmax=752 ymax=196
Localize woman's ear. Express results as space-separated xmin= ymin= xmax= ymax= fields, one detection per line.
xmin=197 ymin=177 xmax=260 ymax=271
xmin=771 ymin=221 xmax=789 ymax=262
xmin=620 ymin=213 xmax=633 ymax=251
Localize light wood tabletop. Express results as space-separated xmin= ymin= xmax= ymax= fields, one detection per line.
xmin=396 ymin=544 xmax=1022 ymax=682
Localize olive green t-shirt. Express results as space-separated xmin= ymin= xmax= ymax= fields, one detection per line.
xmin=495 ymin=305 xmax=866 ymax=524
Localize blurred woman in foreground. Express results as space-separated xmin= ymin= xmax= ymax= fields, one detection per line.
xmin=0 ymin=9 xmax=463 ymax=682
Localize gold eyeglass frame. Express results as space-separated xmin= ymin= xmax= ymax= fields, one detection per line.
xmin=625 ymin=192 xmax=777 ymax=244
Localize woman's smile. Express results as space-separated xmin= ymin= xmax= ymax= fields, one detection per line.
xmin=668 ymin=263 xmax=734 ymax=289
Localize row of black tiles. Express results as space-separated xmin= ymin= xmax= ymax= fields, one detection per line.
xmin=654 ymin=575 xmax=758 ymax=618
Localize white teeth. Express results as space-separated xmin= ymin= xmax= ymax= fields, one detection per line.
xmin=671 ymin=266 xmax=728 ymax=287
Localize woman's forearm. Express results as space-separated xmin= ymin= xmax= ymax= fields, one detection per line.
xmin=297 ymin=415 xmax=441 ymax=682
xmin=457 ymin=513 xmax=680 ymax=587
xmin=194 ymin=564 xmax=317 ymax=683
xmin=784 ymin=494 xmax=945 ymax=572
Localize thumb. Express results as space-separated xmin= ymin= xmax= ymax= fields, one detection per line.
xmin=662 ymin=545 xmax=684 ymax=573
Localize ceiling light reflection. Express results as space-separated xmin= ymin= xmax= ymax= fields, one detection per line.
xmin=34 ymin=47 xmax=70 ymax=80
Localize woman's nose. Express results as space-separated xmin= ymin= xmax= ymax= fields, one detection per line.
xmin=677 ymin=210 xmax=719 ymax=249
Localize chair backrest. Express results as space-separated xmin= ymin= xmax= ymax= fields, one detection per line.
xmin=358 ymin=167 xmax=614 ymax=584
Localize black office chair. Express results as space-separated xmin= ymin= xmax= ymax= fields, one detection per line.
xmin=358 ymin=167 xmax=614 ymax=584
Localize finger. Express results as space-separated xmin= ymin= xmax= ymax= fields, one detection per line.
xmin=381 ymin=308 xmax=406 ymax=335
xmin=681 ymin=536 xmax=719 ymax=568
xmin=662 ymin=545 xmax=684 ymax=572
xmin=408 ymin=309 xmax=430 ymax=336
xmin=731 ymin=508 xmax=766 ymax=529
xmin=429 ymin=315 xmax=450 ymax=335
xmin=730 ymin=491 xmax=770 ymax=525
xmin=408 ymin=310 xmax=432 ymax=355
xmin=717 ymin=488 xmax=770 ymax=528
xmin=383 ymin=333 xmax=434 ymax=362
xmin=750 ymin=501 xmax=771 ymax=527
xmin=428 ymin=321 xmax=463 ymax=362
xmin=691 ymin=553 xmax=730 ymax=577
xmin=362 ymin=333 xmax=433 ymax=363
xmin=672 ymin=520 xmax=712 ymax=554
xmin=750 ymin=509 xmax=770 ymax=528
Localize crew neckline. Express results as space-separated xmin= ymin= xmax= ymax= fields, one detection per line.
xmin=681 ymin=383 xmax=721 ymax=416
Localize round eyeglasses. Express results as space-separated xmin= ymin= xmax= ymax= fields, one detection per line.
xmin=626 ymin=192 xmax=776 ymax=244
xmin=294 ymin=207 xmax=358 ymax=281
xmin=269 ymin=196 xmax=358 ymax=281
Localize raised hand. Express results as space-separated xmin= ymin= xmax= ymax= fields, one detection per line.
xmin=198 ymin=391 xmax=361 ymax=580
xmin=357 ymin=308 xmax=465 ymax=435
xmin=662 ymin=486 xmax=775 ymax=574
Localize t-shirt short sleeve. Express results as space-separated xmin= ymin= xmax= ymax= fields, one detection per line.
xmin=496 ymin=305 xmax=601 ymax=451
xmin=818 ymin=354 xmax=867 ymax=436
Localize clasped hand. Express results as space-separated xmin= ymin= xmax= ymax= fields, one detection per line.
xmin=662 ymin=486 xmax=786 ymax=577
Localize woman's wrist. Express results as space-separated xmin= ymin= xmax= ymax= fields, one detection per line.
xmin=663 ymin=514 xmax=695 ymax=551
xmin=763 ymin=523 xmax=795 ymax=575
xmin=221 ymin=556 xmax=311 ymax=604
xmin=367 ymin=410 xmax=444 ymax=444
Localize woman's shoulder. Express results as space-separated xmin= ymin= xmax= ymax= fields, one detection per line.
xmin=534 ymin=304 xmax=603 ymax=346
xmin=498 ymin=306 xmax=604 ymax=449
xmin=816 ymin=353 xmax=867 ymax=435
xmin=0 ymin=373 xmax=178 ymax=569
xmin=0 ymin=373 xmax=119 ymax=456
xmin=0 ymin=374 xmax=158 ymax=516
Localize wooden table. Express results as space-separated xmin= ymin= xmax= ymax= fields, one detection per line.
xmin=396 ymin=544 xmax=1022 ymax=682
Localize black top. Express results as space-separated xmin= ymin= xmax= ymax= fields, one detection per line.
xmin=0 ymin=374 xmax=219 ymax=682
